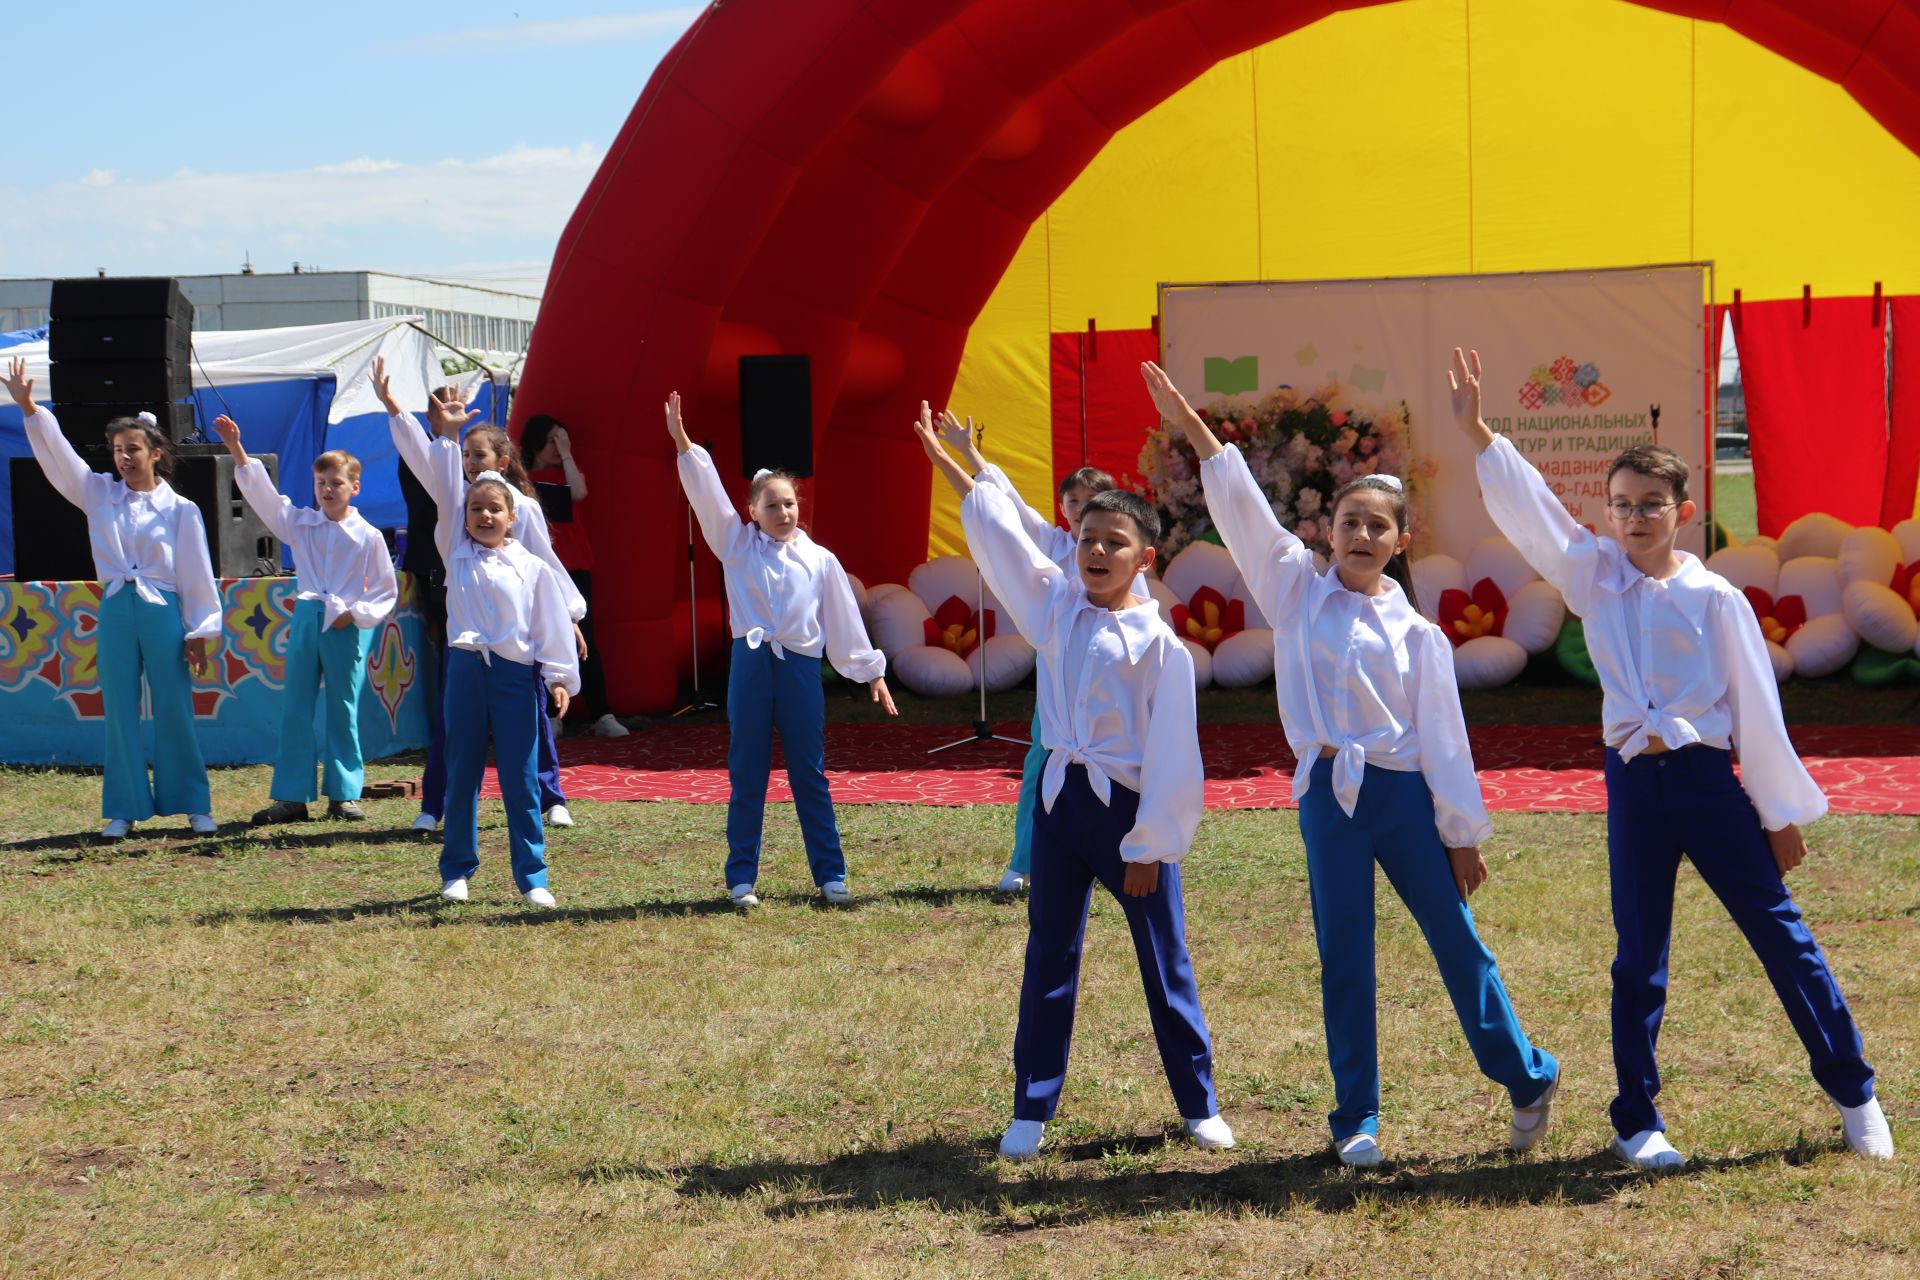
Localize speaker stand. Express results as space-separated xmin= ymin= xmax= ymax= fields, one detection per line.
xmin=673 ymin=500 xmax=722 ymax=718
xmin=928 ymin=569 xmax=1029 ymax=756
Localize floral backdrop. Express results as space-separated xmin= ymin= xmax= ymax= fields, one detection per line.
xmin=1134 ymin=377 xmax=1420 ymax=563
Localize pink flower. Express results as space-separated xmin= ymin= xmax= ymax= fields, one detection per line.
xmin=1330 ymin=411 xmax=1349 ymax=427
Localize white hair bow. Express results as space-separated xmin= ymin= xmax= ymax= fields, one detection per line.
xmin=135 ymin=411 xmax=158 ymax=427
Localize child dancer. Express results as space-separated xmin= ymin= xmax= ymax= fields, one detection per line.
xmin=918 ymin=404 xmax=1122 ymax=894
xmin=522 ymin=413 xmax=628 ymax=739
xmin=1141 ymin=361 xmax=1558 ymax=1168
xmin=7 ymin=358 xmax=220 ymax=840
xmin=1448 ymin=346 xmax=1892 ymax=1168
xmin=212 ymin=415 xmax=397 ymax=824
xmin=666 ymin=392 xmax=896 ymax=907
xmin=373 ymin=359 xmax=586 ymax=830
xmin=418 ymin=436 xmax=578 ymax=907
xmin=921 ymin=414 xmax=1235 ymax=1160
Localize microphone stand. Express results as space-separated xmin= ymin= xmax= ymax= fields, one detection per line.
xmin=673 ymin=439 xmax=722 ymax=717
xmin=928 ymin=417 xmax=1029 ymax=756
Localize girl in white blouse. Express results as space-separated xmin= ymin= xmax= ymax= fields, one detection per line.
xmin=1142 ymin=361 xmax=1559 ymax=1168
xmin=666 ymin=392 xmax=896 ymax=907
xmin=1450 ymin=346 xmax=1890 ymax=1169
xmin=6 ymin=358 xmax=220 ymax=841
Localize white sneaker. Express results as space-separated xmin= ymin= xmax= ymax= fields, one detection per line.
xmin=1336 ymin=1133 xmax=1383 ymax=1168
xmin=820 ymin=880 xmax=852 ymax=905
xmin=728 ymin=884 xmax=760 ymax=907
xmin=188 ymin=813 xmax=217 ymax=835
xmin=999 ymin=1119 xmax=1045 ymax=1160
xmin=546 ymin=804 xmax=574 ymax=828
xmin=440 ymin=878 xmax=469 ymax=902
xmin=411 ymin=812 xmax=441 ymax=832
xmin=1510 ymin=1076 xmax=1559 ymax=1153
xmin=996 ymin=869 xmax=1029 ymax=893
xmin=522 ymin=886 xmax=557 ymax=908
xmin=590 ymin=713 xmax=630 ymax=739
xmin=1611 ymin=1128 xmax=1686 ymax=1171
xmin=1186 ymin=1115 xmax=1236 ymax=1150
xmin=100 ymin=819 xmax=133 ymax=841
xmin=1833 ymin=1095 xmax=1895 ymax=1159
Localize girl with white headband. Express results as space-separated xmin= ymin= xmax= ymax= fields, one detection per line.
xmin=5 ymin=358 xmax=220 ymax=840
xmin=1140 ymin=361 xmax=1559 ymax=1168
xmin=665 ymin=392 xmax=896 ymax=907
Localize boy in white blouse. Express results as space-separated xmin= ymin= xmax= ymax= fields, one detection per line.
xmin=213 ymin=416 xmax=397 ymax=826
xmin=1448 ymin=347 xmax=1892 ymax=1169
xmin=1141 ymin=361 xmax=1558 ymax=1170
xmin=931 ymin=414 xmax=1234 ymax=1161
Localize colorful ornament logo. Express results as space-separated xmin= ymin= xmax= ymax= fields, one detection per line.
xmin=1517 ymin=357 xmax=1609 ymax=410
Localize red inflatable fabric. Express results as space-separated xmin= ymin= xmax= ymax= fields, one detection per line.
xmin=512 ymin=0 xmax=1920 ymax=712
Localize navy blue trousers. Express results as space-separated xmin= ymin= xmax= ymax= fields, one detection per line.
xmin=1299 ymin=758 xmax=1557 ymax=1141
xmin=1013 ymin=764 xmax=1218 ymax=1122
xmin=418 ymin=635 xmax=563 ymax=818
xmin=1605 ymin=745 xmax=1874 ymax=1137
xmin=724 ymin=638 xmax=846 ymax=889
xmin=440 ymin=648 xmax=548 ymax=892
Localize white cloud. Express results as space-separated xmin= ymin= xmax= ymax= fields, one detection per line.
xmin=0 ymin=145 xmax=605 ymax=280
xmin=414 ymin=9 xmax=702 ymax=52
xmin=79 ymin=169 xmax=115 ymax=186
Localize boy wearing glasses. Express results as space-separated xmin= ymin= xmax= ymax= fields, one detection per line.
xmin=1446 ymin=348 xmax=1891 ymax=1171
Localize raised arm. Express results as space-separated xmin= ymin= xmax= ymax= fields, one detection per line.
xmin=912 ymin=401 xmax=975 ymax=500
xmin=957 ymin=482 xmax=1064 ymax=647
xmin=1121 ymin=641 xmax=1205 ymax=867
xmin=1140 ymin=361 xmax=1226 ymax=460
xmin=550 ymin=426 xmax=588 ymax=502
xmin=946 ymin=408 xmax=1074 ymax=561
xmin=1455 ymin=347 xmax=1605 ymax=608
xmin=217 ymin=415 xmax=298 ymax=544
xmin=667 ymin=392 xmax=751 ymax=563
xmin=376 ymin=357 xmax=463 ymax=511
xmin=8 ymin=358 xmax=95 ymax=509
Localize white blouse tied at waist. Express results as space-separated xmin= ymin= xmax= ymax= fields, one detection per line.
xmin=1474 ymin=432 xmax=1825 ymax=830
xmin=1199 ymin=444 xmax=1492 ymax=848
xmin=23 ymin=406 xmax=222 ymax=640
xmin=675 ymin=443 xmax=886 ymax=684
xmin=959 ymin=481 xmax=1204 ymax=865
xmin=233 ymin=460 xmax=396 ymax=630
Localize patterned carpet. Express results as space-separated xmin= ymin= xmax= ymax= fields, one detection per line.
xmin=480 ymin=723 xmax=1920 ymax=815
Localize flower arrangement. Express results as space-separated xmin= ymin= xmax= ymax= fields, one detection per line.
xmin=1134 ymin=377 xmax=1414 ymax=563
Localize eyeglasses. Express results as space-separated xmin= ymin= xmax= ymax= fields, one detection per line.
xmin=1606 ymin=499 xmax=1678 ymax=521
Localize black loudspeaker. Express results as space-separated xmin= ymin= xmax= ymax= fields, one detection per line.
xmin=9 ymin=453 xmax=108 ymax=582
xmin=171 ymin=448 xmax=281 ymax=577
xmin=49 ymin=276 xmax=199 ymax=445
xmin=738 ymin=354 xmax=813 ymax=479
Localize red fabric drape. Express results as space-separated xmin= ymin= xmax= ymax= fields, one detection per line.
xmin=1048 ymin=327 xmax=1161 ymax=491
xmin=1885 ymin=297 xmax=1920 ymax=525
xmin=1732 ymin=296 xmax=1889 ymax=537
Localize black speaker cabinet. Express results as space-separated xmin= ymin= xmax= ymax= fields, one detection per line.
xmin=49 ymin=277 xmax=193 ymax=323
xmin=55 ymin=400 xmax=199 ymax=444
xmin=738 ymin=354 xmax=813 ymax=479
xmin=50 ymin=315 xmax=193 ymax=365
xmin=171 ymin=448 xmax=281 ymax=578
xmin=9 ymin=453 xmax=107 ymax=582
xmin=52 ymin=360 xmax=191 ymax=408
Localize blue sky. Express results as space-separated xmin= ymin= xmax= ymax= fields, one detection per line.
xmin=2 ymin=2 xmax=702 ymax=292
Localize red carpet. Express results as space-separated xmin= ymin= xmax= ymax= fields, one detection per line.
xmin=482 ymin=723 xmax=1920 ymax=815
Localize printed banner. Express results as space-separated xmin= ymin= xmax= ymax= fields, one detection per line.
xmin=0 ymin=573 xmax=430 ymax=767
xmin=1159 ymin=266 xmax=1711 ymax=558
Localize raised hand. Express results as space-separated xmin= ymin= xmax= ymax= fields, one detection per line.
xmin=3 ymin=356 xmax=35 ymax=413
xmin=665 ymin=391 xmax=692 ymax=454
xmin=211 ymin=414 xmax=248 ymax=462
xmin=936 ymin=409 xmax=986 ymax=469
xmin=369 ymin=356 xmax=401 ymax=416
xmin=1448 ymin=845 xmax=1489 ymax=899
xmin=427 ymin=384 xmax=481 ymax=439
xmin=1446 ymin=348 xmax=1495 ymax=448
xmin=912 ymin=400 xmax=946 ymax=462
xmin=1139 ymin=361 xmax=1223 ymax=459
xmin=551 ymin=426 xmax=572 ymax=459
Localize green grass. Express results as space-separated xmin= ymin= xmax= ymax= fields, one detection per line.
xmin=1 ymin=751 xmax=1916 ymax=1278
xmin=1712 ymin=467 xmax=1758 ymax=544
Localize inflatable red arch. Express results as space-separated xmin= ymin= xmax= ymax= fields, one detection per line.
xmin=510 ymin=0 xmax=1920 ymax=713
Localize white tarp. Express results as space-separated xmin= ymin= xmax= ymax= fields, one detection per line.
xmin=1159 ymin=265 xmax=1711 ymax=558
xmin=4 ymin=314 xmax=486 ymax=425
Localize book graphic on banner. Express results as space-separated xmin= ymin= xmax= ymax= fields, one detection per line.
xmin=1204 ymin=356 xmax=1259 ymax=395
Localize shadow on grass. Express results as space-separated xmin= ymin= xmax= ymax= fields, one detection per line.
xmin=604 ymin=1132 xmax=1833 ymax=1224
xmin=6 ymin=823 xmax=433 ymax=861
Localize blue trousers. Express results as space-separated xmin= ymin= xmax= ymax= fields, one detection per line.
xmin=440 ymin=648 xmax=548 ymax=892
xmin=417 ymin=636 xmax=563 ymax=817
xmin=535 ymin=676 xmax=565 ymax=811
xmin=270 ymin=600 xmax=372 ymax=803
xmin=96 ymin=587 xmax=211 ymax=821
xmin=1014 ymin=764 xmax=1218 ymax=1122
xmin=419 ymin=632 xmax=448 ymax=821
xmin=725 ymin=637 xmax=845 ymax=889
xmin=1299 ymin=757 xmax=1557 ymax=1141
xmin=1007 ymin=707 xmax=1045 ymax=876
xmin=1604 ymin=746 xmax=1874 ymax=1138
